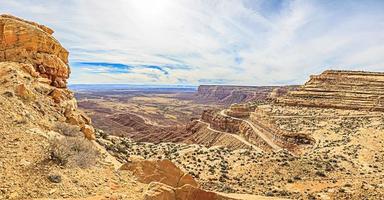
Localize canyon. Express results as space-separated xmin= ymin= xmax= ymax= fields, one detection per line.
xmin=1 ymin=14 xmax=384 ymax=200
xmin=0 ymin=15 xmax=265 ymax=200
xmin=78 ymin=69 xmax=384 ymax=199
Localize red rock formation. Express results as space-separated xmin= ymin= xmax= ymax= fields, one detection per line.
xmin=225 ymin=103 xmax=258 ymax=118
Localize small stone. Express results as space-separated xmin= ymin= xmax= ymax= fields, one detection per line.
xmin=48 ymin=175 xmax=62 ymax=183
xmin=19 ymin=159 xmax=31 ymax=167
xmin=3 ymin=91 xmax=14 ymax=97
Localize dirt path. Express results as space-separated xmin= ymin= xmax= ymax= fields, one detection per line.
xmin=219 ymin=110 xmax=282 ymax=151
xmin=197 ymin=119 xmax=262 ymax=151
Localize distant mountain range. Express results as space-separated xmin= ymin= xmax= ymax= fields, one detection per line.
xmin=69 ymin=84 xmax=198 ymax=92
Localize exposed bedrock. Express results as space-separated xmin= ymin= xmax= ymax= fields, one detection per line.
xmin=277 ymin=70 xmax=384 ymax=111
xmin=0 ymin=14 xmax=94 ymax=139
xmin=0 ymin=14 xmax=69 ymax=88
xmin=225 ymin=102 xmax=258 ymax=118
xmin=201 ymin=110 xmax=242 ymax=133
xmin=185 ymin=120 xmax=252 ymax=150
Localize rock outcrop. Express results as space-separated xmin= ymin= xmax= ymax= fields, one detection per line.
xmin=201 ymin=110 xmax=242 ymax=133
xmin=120 ymin=159 xmax=232 ymax=200
xmin=225 ymin=102 xmax=258 ymax=118
xmin=277 ymin=70 xmax=384 ymax=111
xmin=0 ymin=14 xmax=69 ymax=88
xmin=120 ymin=159 xmax=197 ymax=188
xmin=0 ymin=15 xmax=150 ymax=200
xmin=0 ymin=15 xmax=94 ymax=139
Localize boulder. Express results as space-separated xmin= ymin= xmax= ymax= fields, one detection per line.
xmin=120 ymin=159 xmax=197 ymax=188
xmin=50 ymin=88 xmax=65 ymax=103
xmin=81 ymin=124 xmax=96 ymax=140
xmin=15 ymin=83 xmax=35 ymax=101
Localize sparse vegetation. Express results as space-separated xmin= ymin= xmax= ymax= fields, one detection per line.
xmin=54 ymin=122 xmax=82 ymax=137
xmin=49 ymin=137 xmax=99 ymax=168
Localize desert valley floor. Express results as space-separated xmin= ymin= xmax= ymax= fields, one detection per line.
xmin=75 ymin=80 xmax=384 ymax=199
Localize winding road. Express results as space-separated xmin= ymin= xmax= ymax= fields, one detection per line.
xmin=197 ymin=119 xmax=262 ymax=152
xmin=219 ymin=109 xmax=282 ymax=151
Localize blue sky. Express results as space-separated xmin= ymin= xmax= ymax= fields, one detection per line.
xmin=1 ymin=0 xmax=384 ymax=85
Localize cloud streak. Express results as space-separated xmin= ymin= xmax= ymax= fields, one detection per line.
xmin=1 ymin=0 xmax=384 ymax=85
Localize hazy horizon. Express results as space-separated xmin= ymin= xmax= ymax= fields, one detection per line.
xmin=2 ymin=0 xmax=384 ymax=85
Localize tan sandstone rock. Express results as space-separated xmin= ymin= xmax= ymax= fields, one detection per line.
xmin=1 ymin=14 xmax=96 ymax=140
xmin=145 ymin=182 xmax=175 ymax=200
xmin=81 ymin=124 xmax=96 ymax=140
xmin=120 ymin=159 xmax=198 ymax=188
xmin=144 ymin=182 xmax=231 ymax=200
xmin=15 ymin=83 xmax=35 ymax=101
xmin=0 ymin=14 xmax=69 ymax=88
xmin=277 ymin=70 xmax=384 ymax=111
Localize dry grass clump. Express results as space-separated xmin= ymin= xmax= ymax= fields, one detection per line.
xmin=54 ymin=122 xmax=82 ymax=137
xmin=49 ymin=137 xmax=99 ymax=168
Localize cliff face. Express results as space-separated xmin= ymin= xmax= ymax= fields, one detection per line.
xmin=0 ymin=14 xmax=69 ymax=88
xmin=201 ymin=110 xmax=242 ymax=133
xmin=0 ymin=14 xmax=94 ymax=139
xmin=196 ymin=85 xmax=277 ymax=105
xmin=1 ymin=14 xmax=96 ymax=139
xmin=278 ymin=70 xmax=384 ymax=111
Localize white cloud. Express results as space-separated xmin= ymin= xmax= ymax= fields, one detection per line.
xmin=1 ymin=0 xmax=384 ymax=85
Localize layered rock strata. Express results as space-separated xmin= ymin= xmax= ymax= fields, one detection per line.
xmin=249 ymin=109 xmax=314 ymax=148
xmin=185 ymin=120 xmax=253 ymax=150
xmin=0 ymin=14 xmax=69 ymax=88
xmin=196 ymin=85 xmax=277 ymax=105
xmin=201 ymin=110 xmax=242 ymax=133
xmin=225 ymin=103 xmax=257 ymax=118
xmin=277 ymin=70 xmax=384 ymax=111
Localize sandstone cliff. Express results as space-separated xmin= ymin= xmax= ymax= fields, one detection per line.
xmin=277 ymin=70 xmax=384 ymax=111
xmin=1 ymin=14 xmax=69 ymax=88
xmin=0 ymin=14 xmax=94 ymax=139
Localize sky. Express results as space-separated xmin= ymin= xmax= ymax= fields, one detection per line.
xmin=1 ymin=0 xmax=384 ymax=85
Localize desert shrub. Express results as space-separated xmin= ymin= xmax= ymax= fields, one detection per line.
xmin=49 ymin=137 xmax=99 ymax=168
xmin=54 ymin=122 xmax=82 ymax=137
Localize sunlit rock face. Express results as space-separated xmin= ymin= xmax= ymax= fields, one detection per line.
xmin=0 ymin=14 xmax=94 ymax=139
xmin=0 ymin=14 xmax=70 ymax=88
